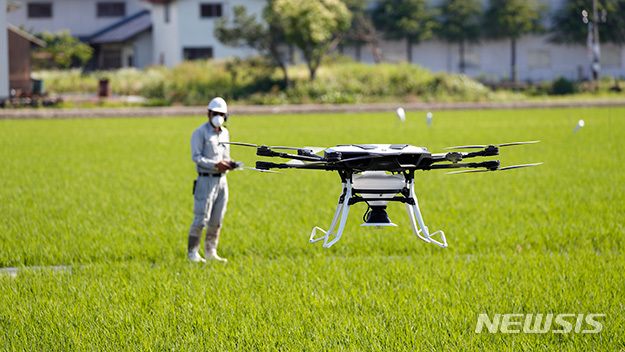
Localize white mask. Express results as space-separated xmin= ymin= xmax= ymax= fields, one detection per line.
xmin=211 ymin=114 xmax=225 ymax=127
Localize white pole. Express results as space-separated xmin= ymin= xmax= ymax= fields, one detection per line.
xmin=0 ymin=0 xmax=10 ymax=100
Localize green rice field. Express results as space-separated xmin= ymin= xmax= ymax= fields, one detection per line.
xmin=1 ymin=107 xmax=624 ymax=350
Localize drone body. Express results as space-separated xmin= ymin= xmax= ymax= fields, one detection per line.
xmin=227 ymin=141 xmax=541 ymax=248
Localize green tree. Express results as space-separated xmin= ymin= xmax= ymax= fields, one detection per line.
xmin=215 ymin=5 xmax=291 ymax=86
xmin=32 ymin=30 xmax=93 ymax=69
xmin=340 ymin=0 xmax=383 ymax=63
xmin=483 ymin=0 xmax=546 ymax=82
xmin=550 ymin=0 xmax=625 ymax=45
xmin=435 ymin=0 xmax=483 ymax=74
xmin=371 ymin=0 xmax=436 ymax=63
xmin=271 ymin=0 xmax=352 ymax=81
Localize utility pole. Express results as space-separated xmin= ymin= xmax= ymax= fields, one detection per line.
xmin=583 ymin=0 xmax=602 ymax=82
xmin=591 ymin=0 xmax=600 ymax=81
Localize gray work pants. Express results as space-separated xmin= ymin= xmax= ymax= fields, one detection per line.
xmin=191 ymin=175 xmax=229 ymax=230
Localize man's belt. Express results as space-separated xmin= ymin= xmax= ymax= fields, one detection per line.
xmin=198 ymin=172 xmax=224 ymax=177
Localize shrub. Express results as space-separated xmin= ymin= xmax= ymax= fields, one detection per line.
xmin=550 ymin=77 xmax=576 ymax=95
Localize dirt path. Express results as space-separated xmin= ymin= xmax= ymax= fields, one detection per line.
xmin=2 ymin=99 xmax=625 ymax=119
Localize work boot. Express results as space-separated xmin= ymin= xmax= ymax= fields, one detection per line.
xmin=188 ymin=252 xmax=206 ymax=263
xmin=188 ymin=226 xmax=205 ymax=263
xmin=205 ymin=226 xmax=227 ymax=262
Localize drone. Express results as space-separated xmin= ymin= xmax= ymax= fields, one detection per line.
xmin=226 ymin=141 xmax=542 ymax=248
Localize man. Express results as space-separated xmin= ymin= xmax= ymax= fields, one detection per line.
xmin=187 ymin=97 xmax=233 ymax=263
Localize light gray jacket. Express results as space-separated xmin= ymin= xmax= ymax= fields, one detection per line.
xmin=191 ymin=122 xmax=230 ymax=174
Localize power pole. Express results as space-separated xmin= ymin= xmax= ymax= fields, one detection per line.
xmin=591 ymin=0 xmax=600 ymax=81
xmin=583 ymin=0 xmax=602 ymax=82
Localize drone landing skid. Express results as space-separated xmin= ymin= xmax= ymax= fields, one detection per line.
xmin=309 ymin=176 xmax=448 ymax=248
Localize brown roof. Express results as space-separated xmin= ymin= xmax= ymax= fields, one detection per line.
xmin=7 ymin=24 xmax=47 ymax=47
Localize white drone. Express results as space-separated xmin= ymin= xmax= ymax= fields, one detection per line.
xmin=227 ymin=141 xmax=541 ymax=248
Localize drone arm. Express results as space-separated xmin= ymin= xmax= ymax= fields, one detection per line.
xmin=255 ymin=161 xmax=334 ymax=171
xmin=256 ymin=147 xmax=323 ymax=162
xmin=431 ymin=147 xmax=499 ymax=164
xmin=428 ymin=160 xmax=500 ymax=171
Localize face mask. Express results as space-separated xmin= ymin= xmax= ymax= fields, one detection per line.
xmin=211 ymin=114 xmax=225 ymax=127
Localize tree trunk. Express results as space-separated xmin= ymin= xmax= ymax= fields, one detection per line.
xmin=459 ymin=41 xmax=466 ymax=74
xmin=406 ymin=37 xmax=413 ymax=63
xmin=510 ymin=38 xmax=517 ymax=82
xmin=278 ymin=62 xmax=291 ymax=88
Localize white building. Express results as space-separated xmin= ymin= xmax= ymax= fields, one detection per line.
xmin=4 ymin=0 xmax=625 ymax=82
xmin=146 ymin=0 xmax=264 ymax=67
xmin=1 ymin=0 xmax=10 ymax=100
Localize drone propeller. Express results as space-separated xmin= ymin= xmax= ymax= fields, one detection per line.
xmin=242 ymin=166 xmax=282 ymax=174
xmin=222 ymin=142 xmax=325 ymax=154
xmin=446 ymin=162 xmax=543 ymax=174
xmin=444 ymin=140 xmax=540 ymax=150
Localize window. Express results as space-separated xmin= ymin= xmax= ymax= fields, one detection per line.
xmin=183 ymin=47 xmax=213 ymax=61
xmin=28 ymin=2 xmax=52 ymax=18
xmin=527 ymin=49 xmax=551 ymax=69
xmin=200 ymin=3 xmax=222 ymax=18
xmin=97 ymin=2 xmax=126 ymax=17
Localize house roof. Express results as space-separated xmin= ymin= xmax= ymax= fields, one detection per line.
xmin=7 ymin=24 xmax=47 ymax=47
xmin=89 ymin=10 xmax=151 ymax=44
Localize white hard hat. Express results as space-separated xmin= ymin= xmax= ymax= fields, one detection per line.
xmin=207 ymin=97 xmax=228 ymax=114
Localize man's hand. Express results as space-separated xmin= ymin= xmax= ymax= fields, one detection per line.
xmin=215 ymin=160 xmax=233 ymax=172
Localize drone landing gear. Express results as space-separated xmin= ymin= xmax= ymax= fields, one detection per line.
xmin=405 ymin=179 xmax=447 ymax=248
xmin=310 ymin=180 xmax=353 ymax=248
xmin=309 ymin=173 xmax=448 ymax=248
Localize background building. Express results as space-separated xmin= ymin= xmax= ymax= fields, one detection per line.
xmin=4 ymin=0 xmax=624 ymax=82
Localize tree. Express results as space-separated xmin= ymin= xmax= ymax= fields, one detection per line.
xmin=271 ymin=0 xmax=352 ymax=81
xmin=215 ymin=5 xmax=291 ymax=87
xmin=340 ymin=0 xmax=383 ymax=63
xmin=550 ymin=0 xmax=625 ymax=45
xmin=435 ymin=0 xmax=483 ymax=74
xmin=32 ymin=30 xmax=93 ymax=69
xmin=483 ymin=0 xmax=546 ymax=82
xmin=371 ymin=0 xmax=436 ymax=63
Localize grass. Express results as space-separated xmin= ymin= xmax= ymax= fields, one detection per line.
xmin=1 ymin=107 xmax=624 ymax=350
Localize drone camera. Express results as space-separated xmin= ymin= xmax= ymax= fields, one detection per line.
xmin=361 ymin=206 xmax=397 ymax=228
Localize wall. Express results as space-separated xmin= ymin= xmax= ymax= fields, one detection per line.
xmin=0 ymin=0 xmax=9 ymax=99
xmin=8 ymin=28 xmax=31 ymax=92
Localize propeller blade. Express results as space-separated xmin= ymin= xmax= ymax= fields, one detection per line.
xmin=445 ymin=140 xmax=540 ymax=150
xmin=497 ymin=141 xmax=540 ymax=147
xmin=305 ymin=147 xmax=326 ymax=154
xmin=243 ymin=167 xmax=283 ymax=174
xmin=223 ymin=142 xmax=261 ymax=148
xmin=446 ymin=162 xmax=542 ymax=174
xmin=222 ymin=142 xmax=325 ymax=154
xmin=286 ymin=160 xmax=305 ymax=166
xmin=446 ymin=169 xmax=490 ymax=175
xmin=499 ymin=162 xmax=543 ymax=171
